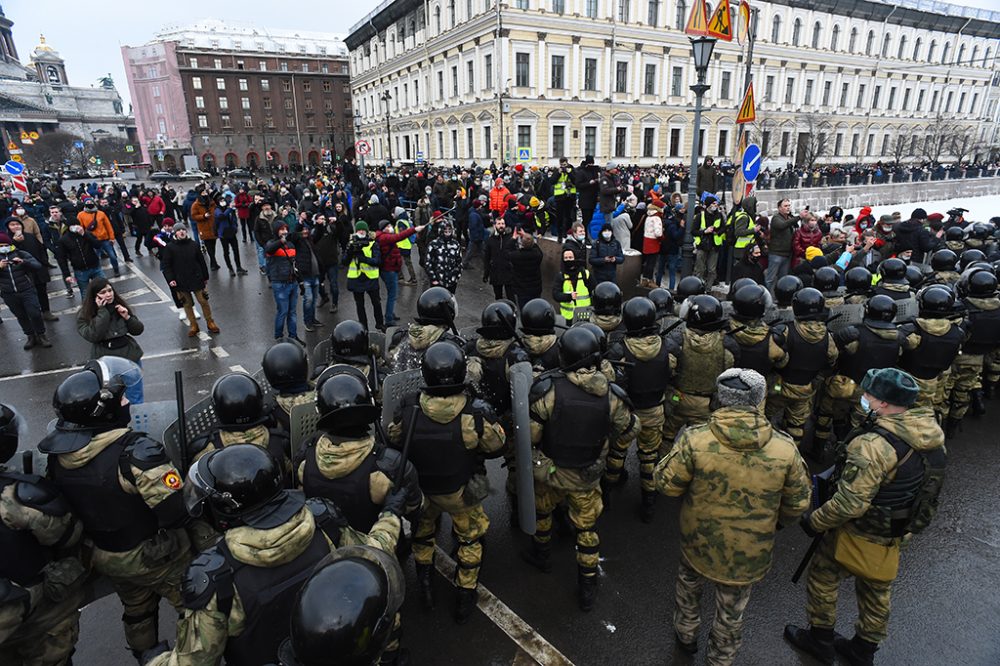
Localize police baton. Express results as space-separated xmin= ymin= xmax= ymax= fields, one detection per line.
xmin=394 ymin=405 xmax=420 ymax=488
xmin=369 ymin=352 xmax=380 ymax=396
xmin=792 ymin=535 xmax=823 ymax=584
xmin=20 ymin=450 xmax=32 ymax=475
xmin=174 ymin=370 xmax=190 ymax=474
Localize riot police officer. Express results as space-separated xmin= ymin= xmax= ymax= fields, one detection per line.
xmin=321 ymin=319 xmax=383 ymax=383
xmin=767 ymin=288 xmax=839 ymax=450
xmin=590 ymin=281 xmax=626 ymax=341
xmin=603 ymin=297 xmax=675 ymax=521
xmin=519 ymin=298 xmax=561 ymax=374
xmin=928 ymin=249 xmax=961 ymax=287
xmin=774 ymin=274 xmax=804 ymax=309
xmin=814 ymin=266 xmax=843 ymax=307
xmin=388 ymin=342 xmax=506 ymax=624
xmin=785 ymin=368 xmax=946 ymax=666
xmin=947 ymin=268 xmax=1000 ymax=426
xmin=0 ymin=404 xmax=86 ymax=666
xmin=843 ymin=267 xmax=874 ymax=305
xmin=663 ymin=295 xmax=740 ymax=444
xmin=728 ymin=284 xmax=787 ymax=389
xmin=648 ymin=287 xmax=679 ymax=333
xmin=39 ymin=359 xmax=191 ymax=659
xmin=386 ymin=287 xmax=462 ymax=373
xmin=943 ymin=225 xmax=966 ymax=253
xmin=263 ymin=340 xmax=315 ymax=431
xmin=523 ymin=327 xmax=637 ymax=611
xmin=874 ymin=258 xmax=912 ymax=301
xmin=145 ymin=445 xmax=405 ymax=666
xmin=673 ymin=275 xmax=706 ymax=310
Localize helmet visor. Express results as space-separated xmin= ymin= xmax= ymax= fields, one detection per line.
xmin=183 ymin=456 xmax=217 ymax=518
xmin=91 ymin=356 xmax=143 ymax=390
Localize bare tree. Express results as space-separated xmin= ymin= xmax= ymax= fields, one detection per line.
xmin=890 ymin=133 xmax=911 ymax=166
xmin=749 ymin=117 xmax=779 ymax=157
xmin=950 ymin=126 xmax=982 ymax=166
xmin=21 ymin=130 xmax=79 ymax=171
xmin=795 ymin=116 xmax=832 ymax=170
xmin=921 ymin=116 xmax=951 ymax=164
xmin=92 ymin=138 xmax=131 ymax=167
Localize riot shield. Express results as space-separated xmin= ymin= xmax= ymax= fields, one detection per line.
xmin=162 ymin=394 xmax=219 ymax=471
xmin=380 ymin=368 xmax=424 ymax=431
xmin=458 ymin=325 xmax=480 ymax=348
xmin=894 ymin=297 xmax=918 ymax=322
xmin=765 ymin=306 xmax=795 ymax=324
xmin=828 ymin=303 xmax=864 ymax=332
xmin=289 ymin=402 xmax=321 ymax=459
xmin=312 ymin=338 xmax=333 ymax=367
xmin=369 ymin=330 xmax=387 ymax=358
xmin=509 ymin=361 xmax=536 ymax=535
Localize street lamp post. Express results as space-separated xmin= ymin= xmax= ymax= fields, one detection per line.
xmin=353 ymin=110 xmax=364 ymax=174
xmin=381 ymin=91 xmax=393 ymax=166
xmin=682 ymin=36 xmax=716 ymax=278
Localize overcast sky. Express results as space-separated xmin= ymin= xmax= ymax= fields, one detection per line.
xmin=7 ymin=0 xmax=999 ymax=111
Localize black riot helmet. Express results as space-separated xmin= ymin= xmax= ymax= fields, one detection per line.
xmin=0 ymin=404 xmax=26 ymax=464
xmin=591 ymin=281 xmax=623 ymax=316
xmin=279 ymin=546 xmax=404 ymax=666
xmin=558 ymin=326 xmax=600 ymax=371
xmin=315 ymin=371 xmax=380 ymax=434
xmin=262 ymin=340 xmax=310 ymax=392
xmin=477 ymin=301 xmax=518 ymax=340
xmin=959 ymin=249 xmax=987 ymax=271
xmin=844 ymin=267 xmax=874 ymax=295
xmin=212 ymin=373 xmax=266 ymax=427
xmin=50 ymin=357 xmax=141 ymax=431
xmin=331 ymin=320 xmax=369 ymax=360
xmin=904 ymin=265 xmax=925 ymax=290
xmin=917 ymin=285 xmax=956 ymax=319
xmin=958 ymin=268 xmax=999 ymax=298
xmin=813 ymin=266 xmax=841 ymax=294
xmin=930 ymin=248 xmax=958 ymax=273
xmin=421 ymin=341 xmax=467 ymax=396
xmin=945 ymin=226 xmax=966 ymax=244
xmin=415 ymin=287 xmax=457 ymax=327
xmin=732 ymin=284 xmax=771 ymax=321
xmin=574 ymin=322 xmax=608 ymax=354
xmin=520 ymin=298 xmax=556 ymax=335
xmin=675 ymin=275 xmax=706 ymax=301
xmin=727 ymin=277 xmax=758 ymax=301
xmin=792 ymin=287 xmax=827 ymax=321
xmin=863 ymin=295 xmax=898 ymax=330
xmin=184 ymin=444 xmax=293 ymax=532
xmin=684 ymin=294 xmax=726 ymax=331
xmin=971 ymin=222 xmax=991 ymax=240
xmin=647 ymin=288 xmax=674 ymax=319
xmin=622 ymin=297 xmax=658 ymax=336
xmin=774 ymin=275 xmax=804 ymax=307
xmin=878 ymin=258 xmax=907 ymax=283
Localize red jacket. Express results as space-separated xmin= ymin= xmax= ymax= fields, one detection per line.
xmin=147 ymin=195 xmax=165 ymax=216
xmin=791 ymin=225 xmax=823 ymax=266
xmin=234 ymin=192 xmax=252 ymax=220
xmin=375 ymin=227 xmax=418 ymax=273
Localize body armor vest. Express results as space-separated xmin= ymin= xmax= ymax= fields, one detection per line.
xmin=301 ymin=442 xmax=382 ymax=533
xmin=402 ymin=397 xmax=476 ymax=495
xmin=540 ymin=376 xmax=610 ymax=468
xmin=675 ymin=330 xmax=726 ymax=397
xmin=899 ymin=324 xmax=964 ymax=379
xmin=734 ymin=332 xmax=772 ymax=377
xmin=839 ymin=326 xmax=901 ymax=383
xmin=778 ymin=324 xmax=828 ymax=386
xmin=0 ymin=474 xmax=51 ymax=586
xmin=962 ymin=304 xmax=1000 ymax=356
xmin=623 ymin=342 xmax=671 ymax=409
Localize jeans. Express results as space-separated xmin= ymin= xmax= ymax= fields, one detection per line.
xmin=353 ymin=289 xmax=384 ymax=331
xmin=219 ymin=235 xmax=242 ymax=271
xmin=125 ymin=359 xmax=144 ymax=405
xmin=74 ymin=266 xmax=106 ymax=299
xmin=301 ymin=276 xmax=319 ymax=325
xmin=324 ymin=265 xmax=340 ymax=306
xmin=203 ymin=238 xmax=219 ymax=269
xmin=656 ymin=254 xmax=681 ymax=289
xmin=272 ymin=281 xmax=299 ymax=338
xmin=2 ymin=288 xmax=45 ymax=335
xmin=98 ymin=240 xmax=120 ymax=272
xmin=256 ymin=243 xmax=266 ymax=270
xmin=764 ymin=254 xmax=791 ymax=292
xmin=382 ymin=271 xmax=399 ymax=323
xmin=462 ymin=240 xmax=484 ymax=266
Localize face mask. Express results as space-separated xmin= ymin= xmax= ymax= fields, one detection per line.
xmin=860 ymin=395 xmax=873 ymax=415
xmin=575 ymin=233 xmax=586 ymax=242
xmin=425 ymin=188 xmax=432 ymax=195
xmin=357 ymin=232 xmax=367 ymax=239
xmin=14 ymin=208 xmax=24 ymax=215
xmin=601 ymin=231 xmax=612 ymax=240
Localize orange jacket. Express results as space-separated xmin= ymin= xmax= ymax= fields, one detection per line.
xmin=77 ymin=210 xmax=114 ymax=241
xmin=190 ymin=199 xmax=217 ymax=240
xmin=489 ymin=179 xmax=511 ymax=217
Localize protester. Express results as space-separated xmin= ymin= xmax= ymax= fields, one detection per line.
xmin=77 ymin=277 xmax=145 ymax=403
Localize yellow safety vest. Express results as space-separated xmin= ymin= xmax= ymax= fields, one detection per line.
xmin=396 ymin=219 xmax=412 ymax=250
xmin=347 ymin=240 xmax=379 ymax=280
xmin=731 ymin=210 xmax=755 ymax=249
xmin=695 ymin=212 xmax=725 ymax=247
xmin=553 ymin=173 xmax=577 ymax=197
xmin=560 ymin=271 xmax=591 ymax=321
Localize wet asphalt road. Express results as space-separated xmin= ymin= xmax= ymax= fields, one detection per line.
xmin=1 ymin=243 xmax=998 ymax=666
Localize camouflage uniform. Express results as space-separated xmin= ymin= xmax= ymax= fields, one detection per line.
xmin=387 ymin=324 xmax=457 ymax=373
xmin=803 ymin=407 xmax=946 ymax=645
xmin=663 ymin=328 xmax=739 ymax=445
xmin=388 ymin=391 xmax=505 ymax=590
xmin=728 ymin=320 xmax=789 ymax=398
xmin=766 ymin=320 xmax=838 ymax=446
xmin=656 ymin=406 xmax=811 ymax=664
xmin=948 ymin=295 xmax=1000 ymax=420
xmin=899 ymin=318 xmax=966 ymax=420
xmin=529 ymin=369 xmax=637 ymax=581
xmin=147 ymin=500 xmax=400 ymax=666
xmin=0 ymin=474 xmax=86 ymax=666
xmin=522 ymin=333 xmax=561 ymax=376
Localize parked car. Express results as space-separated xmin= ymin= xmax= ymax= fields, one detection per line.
xmin=226 ymin=168 xmax=252 ymax=179
xmin=148 ymin=171 xmax=181 ymax=181
xmin=179 ymin=169 xmax=211 ymax=179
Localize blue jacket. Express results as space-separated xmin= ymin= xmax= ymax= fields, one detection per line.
xmin=588 ymin=237 xmax=624 ymax=284
xmin=587 ymin=205 xmax=604 ymax=239
xmin=468 ymin=208 xmax=487 ymax=242
xmin=214 ymin=207 xmax=239 ymax=239
xmin=662 ymin=214 xmax=685 ymax=256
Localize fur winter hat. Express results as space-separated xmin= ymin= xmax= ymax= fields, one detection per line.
xmin=715 ymin=368 xmax=767 ymax=408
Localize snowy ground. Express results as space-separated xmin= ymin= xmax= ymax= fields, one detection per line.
xmin=844 ymin=194 xmax=1000 ymax=223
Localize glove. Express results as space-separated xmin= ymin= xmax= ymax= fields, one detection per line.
xmin=799 ymin=511 xmax=823 ymax=538
xmin=382 ymin=482 xmax=409 ymax=517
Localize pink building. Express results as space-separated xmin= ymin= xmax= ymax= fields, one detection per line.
xmin=121 ymin=40 xmax=192 ymax=169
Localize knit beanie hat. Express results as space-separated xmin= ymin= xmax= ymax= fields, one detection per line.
xmin=369 ymin=194 xmax=380 ymax=205
xmin=173 ymin=222 xmax=189 ymax=234
xmin=805 ymin=246 xmax=823 ymax=262
xmin=715 ymin=368 xmax=767 ymax=408
xmin=911 ymin=208 xmax=927 ymax=220
xmin=354 ymin=221 xmax=369 ymax=232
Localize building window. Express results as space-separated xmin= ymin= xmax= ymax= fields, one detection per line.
xmin=152 ymin=85 xmax=161 ymax=97
xmin=849 ymin=27 xmax=858 ymax=53
xmin=970 ymin=93 xmax=978 ymax=113
xmin=913 ymin=38 xmax=922 ymax=60
xmin=452 ymin=65 xmax=459 ymax=96
xmin=717 ymin=129 xmax=728 ymax=156
xmin=850 ymin=133 xmax=859 ymax=156
xmin=192 ymin=76 xmax=202 ymax=90
xmin=831 ymin=25 xmax=840 ymax=51
xmin=643 ymin=127 xmax=655 ymax=157
xmin=551 ymin=55 xmax=565 ymax=89
xmin=467 ymin=60 xmax=475 ymax=92
xmin=857 ymin=83 xmax=866 ymax=107
xmin=644 ymin=63 xmax=656 ymax=95
xmin=467 ymin=126 xmax=474 ymax=159
xmin=299 ymin=63 xmax=308 ymax=73
xmin=438 ymin=71 xmax=444 ymax=98
xmin=834 ymin=133 xmax=843 ymax=155
xmin=784 ymin=77 xmax=794 ymax=104
xmin=282 ymin=79 xmax=292 ymax=92
xmin=675 ymin=1 xmax=686 ymax=30
xmin=781 ymin=131 xmax=791 ymax=156
xmin=585 ymin=126 xmax=597 ymax=156
xmin=942 ymin=42 xmax=950 ymax=64
xmin=671 ymin=66 xmax=683 ymax=96
xmin=762 ymin=130 xmax=771 ymax=154
xmin=916 ymin=89 xmax=924 ymax=111
xmin=615 ymin=62 xmax=628 ymax=93
xmin=804 ymin=79 xmax=813 ymax=105
xmin=216 ymin=78 xmax=225 ymax=90
xmin=552 ymin=125 xmax=565 ymax=157
xmin=865 ymin=31 xmax=874 ymax=56
xmin=484 ymin=126 xmax=492 ymax=154
xmin=881 ymin=34 xmax=891 ymax=58
xmin=648 ymin=0 xmax=659 ymax=26
xmin=484 ymin=54 xmax=492 ymax=89
xmin=214 ymin=58 xmax=223 ymax=70
xmin=195 ymin=96 xmax=205 ymax=109
xmin=515 ymin=0 xmax=527 ymax=8
xmin=236 ymin=59 xmax=244 ymax=69
xmin=839 ymin=83 xmax=849 ymax=108
xmin=792 ymin=19 xmax=801 ymax=47
xmin=198 ymin=114 xmax=208 ymax=128
xmin=764 ymin=75 xmax=774 ymax=102
xmin=190 ymin=57 xmax=198 ymax=68
xmin=614 ymin=127 xmax=627 ymax=157
xmin=617 ymin=0 xmax=630 ymax=23
xmin=260 ymin=60 xmax=268 ymax=71
xmin=146 ymin=65 xmax=159 ymax=78
xmin=219 ymin=96 xmax=229 ymax=110
xmin=897 ymin=36 xmax=907 ymax=60
xmin=241 ymin=97 xmax=251 ymax=111
xmin=865 ymin=134 xmax=874 ymax=156
xmin=284 ymin=98 xmax=293 ymax=110
xmin=553 ymin=0 xmax=565 ymax=14
xmin=303 ymin=81 xmax=311 ymax=92
xmin=811 ymin=22 xmax=821 ymax=49
xmin=517 ymin=125 xmax=531 ymax=149
xmin=957 ymin=92 xmax=965 ymax=112
xmin=287 ymin=117 xmax=295 ymax=128
xmin=263 ymin=97 xmax=271 ymax=109
xmin=872 ymin=85 xmax=881 ymax=107
xmin=516 ymin=53 xmax=530 ymax=87
xmin=323 ymin=80 xmax=331 ymax=93
xmin=887 ymin=87 xmax=896 ymax=109
xmin=238 ymin=78 xmax=248 ymax=91
xmin=158 ymin=118 xmax=167 ymax=135
xmin=280 ymin=61 xmax=289 ymax=72
xmin=771 ymin=16 xmax=781 ymax=43
xmin=669 ymin=127 xmax=681 ymax=157
xmin=720 ymin=71 xmax=731 ymax=99
xmin=221 ymin=114 xmax=231 ymax=128
xmin=822 ymin=80 xmax=831 ymax=106
xmin=266 ymin=116 xmax=274 ymax=128
xmin=584 ymin=58 xmax=598 ymax=91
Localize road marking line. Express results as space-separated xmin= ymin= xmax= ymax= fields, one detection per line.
xmin=433 ymin=547 xmax=574 ymax=666
xmin=1 ymin=288 xmax=150 ymax=316
xmin=44 ymin=272 xmax=132 ymax=296
xmin=228 ymin=364 xmax=248 ymax=373
xmin=124 ymin=262 xmax=173 ymax=303
xmin=197 ymin=331 xmax=211 ymax=341
xmin=0 ymin=348 xmax=200 ymax=382
xmin=212 ymin=346 xmax=230 ymax=358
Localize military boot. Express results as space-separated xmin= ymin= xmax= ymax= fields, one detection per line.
xmin=520 ymin=540 xmax=552 ymax=573
xmin=577 ymin=571 xmax=597 ymax=612
xmin=415 ymin=562 xmax=435 ymax=609
xmin=944 ymin=416 xmax=962 ymax=439
xmin=833 ymin=633 xmax=878 ymax=666
xmin=971 ymin=389 xmax=987 ymax=417
xmin=639 ymin=490 xmax=657 ymax=524
xmin=783 ymin=625 xmax=835 ymax=665
xmin=454 ymin=586 xmax=479 ymax=624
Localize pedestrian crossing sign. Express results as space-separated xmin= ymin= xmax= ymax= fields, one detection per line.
xmin=517 ymin=147 xmax=531 ymax=162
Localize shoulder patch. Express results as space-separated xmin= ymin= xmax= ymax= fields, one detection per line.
xmin=182 ymin=548 xmax=232 ymax=610
xmin=14 ymin=476 xmax=71 ymax=517
xmin=128 ymin=436 xmax=171 ymax=470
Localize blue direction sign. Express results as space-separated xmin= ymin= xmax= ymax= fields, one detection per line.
xmin=4 ymin=160 xmax=24 ymax=176
xmin=74 ymin=141 xmax=85 ymax=150
xmin=741 ymin=143 xmax=761 ymax=182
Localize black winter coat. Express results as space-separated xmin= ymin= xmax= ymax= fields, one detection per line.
xmin=483 ymin=231 xmax=516 ymax=285
xmin=0 ymin=249 xmax=42 ymax=295
xmin=57 ymin=230 xmax=102 ymax=273
xmin=160 ymin=237 xmax=209 ymax=292
xmin=508 ymin=241 xmax=543 ymax=295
